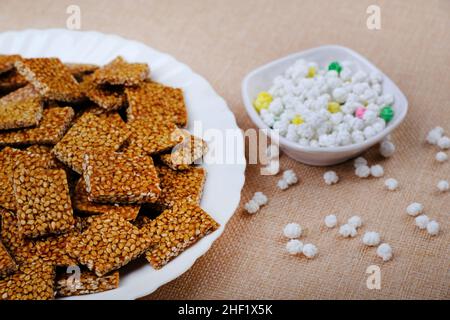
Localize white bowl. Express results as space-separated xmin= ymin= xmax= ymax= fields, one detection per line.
xmin=242 ymin=45 xmax=408 ymax=166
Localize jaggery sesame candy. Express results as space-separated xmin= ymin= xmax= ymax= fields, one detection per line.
xmin=73 ymin=178 xmax=140 ymax=220
xmin=126 ymin=81 xmax=187 ymax=126
xmin=0 ymin=106 xmax=75 ymax=146
xmin=56 ymin=269 xmax=119 ymax=297
xmin=81 ymin=74 xmax=125 ymax=111
xmin=52 ymin=112 xmax=130 ymax=174
xmin=157 ymin=165 xmax=206 ymax=207
xmin=0 ymin=85 xmax=43 ymax=130
xmin=127 ymin=119 xmax=183 ymax=156
xmin=0 ymin=240 xmax=17 ymax=278
xmin=66 ymin=212 xmax=153 ymax=277
xmin=13 ymin=167 xmax=75 ymax=238
xmin=15 ymin=57 xmax=82 ymax=102
xmin=34 ymin=231 xmax=79 ymax=267
xmin=83 ymin=152 xmax=160 ymax=204
xmin=0 ymin=69 xmax=27 ymax=93
xmin=65 ymin=63 xmax=99 ymax=82
xmin=160 ymin=132 xmax=208 ymax=170
xmin=144 ymin=201 xmax=219 ymax=269
xmin=91 ymin=56 xmax=149 ymax=86
xmin=0 ymin=259 xmax=55 ymax=300
xmin=0 ymin=55 xmax=22 ymax=74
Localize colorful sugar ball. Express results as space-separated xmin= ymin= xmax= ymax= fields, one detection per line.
xmin=254 ymin=92 xmax=273 ymax=113
xmin=291 ymin=115 xmax=304 ymax=125
xmin=355 ymin=107 xmax=366 ymax=119
xmin=327 ymin=102 xmax=341 ymax=114
xmin=328 ymin=61 xmax=342 ymax=74
xmin=307 ymin=66 xmax=316 ymax=78
xmin=380 ymin=105 xmax=394 ymax=122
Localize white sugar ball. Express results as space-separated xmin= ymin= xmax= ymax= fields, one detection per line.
xmin=348 ymin=216 xmax=363 ymax=228
xmin=302 ymin=243 xmax=318 ymax=259
xmin=277 ymin=179 xmax=289 ymax=190
xmin=354 ymin=156 xmax=368 ymax=168
xmin=362 ymin=231 xmax=381 ymax=246
xmin=377 ymin=243 xmax=393 ymax=262
xmin=438 ymin=136 xmax=450 ymax=150
xmin=406 ymin=203 xmax=423 ymax=217
xmin=244 ymin=200 xmax=260 ymax=214
xmin=436 ymin=152 xmax=448 ymax=163
xmin=426 ymin=221 xmax=440 ymax=236
xmin=437 ymin=180 xmax=449 ymax=192
xmin=415 ymin=215 xmax=430 ymax=229
xmin=323 ymin=171 xmax=339 ymax=185
xmin=385 ymin=178 xmax=398 ymax=191
xmin=252 ymin=192 xmax=268 ymax=206
xmin=355 ymin=165 xmax=371 ymax=178
xmin=339 ymin=224 xmax=357 ymax=238
xmin=286 ymin=239 xmax=304 ymax=255
xmin=262 ymin=159 xmax=280 ymax=176
xmin=283 ymin=170 xmax=298 ymax=185
xmin=266 ymin=144 xmax=280 ymax=159
xmin=332 ymin=87 xmax=348 ymax=103
xmin=324 ymin=215 xmax=338 ymax=228
xmin=363 ymin=126 xmax=377 ymax=139
xmin=370 ymin=165 xmax=384 ymax=178
xmin=283 ymin=223 xmax=302 ymax=239
xmin=426 ymin=127 xmax=444 ymax=145
xmin=380 ymin=140 xmax=396 ymax=158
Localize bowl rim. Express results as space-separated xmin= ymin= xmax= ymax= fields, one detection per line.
xmin=241 ymin=45 xmax=408 ymax=154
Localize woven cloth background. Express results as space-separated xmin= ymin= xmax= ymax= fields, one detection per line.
xmin=0 ymin=0 xmax=449 ymax=300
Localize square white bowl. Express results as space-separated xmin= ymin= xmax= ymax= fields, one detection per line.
xmin=242 ymin=45 xmax=408 ymax=166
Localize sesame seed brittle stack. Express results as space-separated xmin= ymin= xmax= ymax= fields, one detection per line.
xmin=0 ymin=55 xmax=217 ymax=300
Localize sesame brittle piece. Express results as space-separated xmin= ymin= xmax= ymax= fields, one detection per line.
xmin=33 ymin=231 xmax=79 ymax=267
xmin=83 ymin=152 xmax=160 ymax=204
xmin=13 ymin=167 xmax=75 ymax=238
xmin=15 ymin=57 xmax=82 ymax=102
xmin=157 ymin=165 xmax=206 ymax=208
xmin=67 ymin=212 xmax=153 ymax=277
xmin=0 ymin=69 xmax=28 ymax=93
xmin=0 ymin=55 xmax=22 ymax=74
xmin=0 ymin=240 xmax=17 ymax=278
xmin=160 ymin=132 xmax=208 ymax=170
xmin=65 ymin=63 xmax=99 ymax=82
xmin=0 ymin=259 xmax=55 ymax=300
xmin=73 ymin=179 xmax=140 ymax=221
xmin=126 ymin=81 xmax=187 ymax=126
xmin=143 ymin=201 xmax=219 ymax=269
xmin=91 ymin=56 xmax=149 ymax=86
xmin=0 ymin=106 xmax=74 ymax=146
xmin=56 ymin=270 xmax=119 ymax=297
xmin=81 ymin=74 xmax=125 ymax=111
xmin=52 ymin=113 xmax=130 ymax=174
xmin=0 ymin=85 xmax=43 ymax=130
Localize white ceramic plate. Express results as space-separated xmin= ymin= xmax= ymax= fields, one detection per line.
xmin=242 ymin=45 xmax=408 ymax=166
xmin=0 ymin=29 xmax=246 ymax=299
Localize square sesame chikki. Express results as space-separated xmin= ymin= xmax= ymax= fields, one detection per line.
xmin=0 ymin=85 xmax=43 ymax=130
xmin=160 ymin=132 xmax=208 ymax=170
xmin=83 ymin=152 xmax=160 ymax=204
xmin=73 ymin=179 xmax=140 ymax=221
xmin=126 ymin=81 xmax=187 ymax=127
xmin=91 ymin=56 xmax=149 ymax=86
xmin=0 ymin=55 xmax=21 ymax=74
xmin=65 ymin=63 xmax=99 ymax=82
xmin=56 ymin=270 xmax=119 ymax=297
xmin=33 ymin=231 xmax=79 ymax=267
xmin=15 ymin=57 xmax=82 ymax=102
xmin=0 ymin=259 xmax=55 ymax=300
xmin=157 ymin=165 xmax=206 ymax=208
xmin=143 ymin=201 xmax=219 ymax=269
xmin=0 ymin=70 xmax=27 ymax=93
xmin=13 ymin=167 xmax=75 ymax=238
xmin=67 ymin=212 xmax=153 ymax=277
xmin=0 ymin=106 xmax=74 ymax=146
xmin=0 ymin=241 xmax=17 ymax=278
xmin=127 ymin=119 xmax=183 ymax=156
xmin=52 ymin=113 xmax=130 ymax=174
xmin=81 ymin=74 xmax=125 ymax=111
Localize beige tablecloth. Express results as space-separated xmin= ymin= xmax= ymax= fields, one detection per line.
xmin=0 ymin=0 xmax=449 ymax=300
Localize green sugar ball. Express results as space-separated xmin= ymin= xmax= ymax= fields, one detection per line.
xmin=380 ymin=106 xmax=394 ymax=122
xmin=328 ymin=61 xmax=342 ymax=74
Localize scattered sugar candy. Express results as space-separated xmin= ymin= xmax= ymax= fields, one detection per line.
xmin=283 ymin=223 xmax=302 ymax=239
xmin=415 ymin=215 xmax=430 ymax=229
xmin=355 ymin=165 xmax=371 ymax=178
xmin=262 ymin=159 xmax=280 ymax=176
xmin=324 ymin=214 xmax=337 ymax=228
xmin=377 ymin=243 xmax=393 ymax=262
xmin=370 ymin=164 xmax=384 ymax=178
xmin=426 ymin=220 xmax=440 ymax=236
xmin=384 ymin=178 xmax=398 ymax=191
xmin=302 ymin=243 xmax=318 ymax=259
xmin=348 ymin=216 xmax=363 ymax=229
xmin=362 ymin=231 xmax=381 ymax=247
xmin=435 ymin=151 xmax=448 ymax=162
xmin=437 ymin=180 xmax=449 ymax=192
xmin=354 ymin=156 xmax=368 ymax=168
xmin=266 ymin=144 xmax=280 ymax=160
xmin=286 ymin=239 xmax=303 ymax=255
xmin=277 ymin=179 xmax=289 ymax=190
xmin=252 ymin=192 xmax=268 ymax=206
xmin=244 ymin=199 xmax=260 ymax=214
xmin=437 ymin=136 xmax=450 ymax=150
xmin=323 ymin=171 xmax=339 ymax=185
xmin=282 ymin=169 xmax=298 ymax=185
xmin=426 ymin=127 xmax=444 ymax=145
xmin=339 ymin=224 xmax=357 ymax=238
xmin=406 ymin=202 xmax=424 ymax=217
xmin=380 ymin=140 xmax=396 ymax=158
